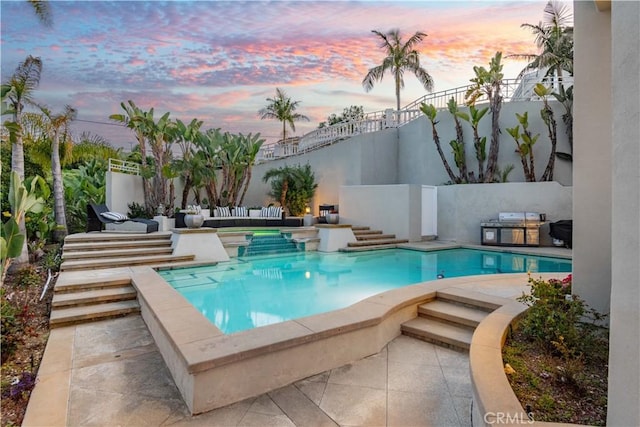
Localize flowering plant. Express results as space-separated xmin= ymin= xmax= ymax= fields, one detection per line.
xmin=517 ymin=274 xmax=606 ymax=357
xmin=183 ymin=205 xmax=201 ymax=215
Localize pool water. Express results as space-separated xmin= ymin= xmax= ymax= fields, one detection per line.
xmin=159 ymin=248 xmax=571 ymax=334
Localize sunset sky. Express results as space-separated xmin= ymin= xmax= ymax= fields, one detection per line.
xmin=0 ymin=0 xmax=569 ymax=148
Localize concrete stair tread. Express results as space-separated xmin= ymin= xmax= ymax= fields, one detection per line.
xmin=436 ymin=287 xmax=512 ymax=311
xmin=64 ymin=232 xmax=171 ymax=243
xmin=350 ymin=226 xmax=370 ymax=231
xmin=418 ymin=300 xmax=489 ymax=327
xmin=63 ymin=246 xmax=173 ymax=260
xmin=49 ymin=300 xmax=140 ymax=327
xmin=347 ymin=238 xmax=409 ymax=247
xmin=340 ymin=244 xmax=400 ymax=252
xmin=401 ymin=317 xmax=474 ymax=350
xmin=356 ymin=234 xmax=396 ymax=241
xmin=61 ymin=254 xmax=195 ymax=271
xmin=63 ymin=239 xmax=172 ymax=252
xmin=55 ymin=277 xmax=132 ymax=293
xmin=352 ymin=230 xmax=382 ymax=236
xmin=52 ymin=286 xmax=137 ymax=308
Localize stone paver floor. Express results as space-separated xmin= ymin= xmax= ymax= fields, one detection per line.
xmin=41 ymin=315 xmax=472 ymax=427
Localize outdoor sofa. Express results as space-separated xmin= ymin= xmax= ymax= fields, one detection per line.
xmin=175 ymin=206 xmax=303 ymax=228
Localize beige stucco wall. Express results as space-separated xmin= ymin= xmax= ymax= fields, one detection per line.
xmin=437 ymin=182 xmax=572 ymax=246
xmin=572 ymin=1 xmax=612 ymax=316
xmin=608 ymin=1 xmax=640 ymax=425
xmin=338 ymin=185 xmax=423 ymax=241
xmin=398 ymin=100 xmax=573 ymax=186
xmin=105 ymin=171 xmax=145 ymax=214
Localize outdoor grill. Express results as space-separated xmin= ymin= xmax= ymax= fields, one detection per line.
xmin=480 ymin=212 xmax=545 ymax=247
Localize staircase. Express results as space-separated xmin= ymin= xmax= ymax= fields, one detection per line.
xmin=50 ymin=276 xmax=140 ymax=328
xmin=239 ymin=233 xmax=301 ymax=256
xmin=401 ymin=288 xmax=509 ymax=351
xmin=341 ymin=226 xmax=409 ymax=252
xmin=61 ymin=232 xmax=194 ymax=271
xmin=50 ymin=232 xmax=197 ymax=328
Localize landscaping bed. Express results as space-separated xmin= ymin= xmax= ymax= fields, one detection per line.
xmin=1 ymin=251 xmax=58 ymax=427
xmin=502 ymin=274 xmax=609 ymax=426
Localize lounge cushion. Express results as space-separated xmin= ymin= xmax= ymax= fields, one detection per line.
xmin=234 ymin=206 xmax=248 ymax=217
xmin=100 ymin=211 xmax=129 ymax=221
xmin=216 ymin=206 xmax=231 ymax=217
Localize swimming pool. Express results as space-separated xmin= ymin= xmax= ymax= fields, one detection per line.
xmin=159 ymin=248 xmax=571 ymax=334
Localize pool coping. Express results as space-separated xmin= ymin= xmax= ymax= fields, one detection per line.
xmin=131 ymin=244 xmax=571 ymax=414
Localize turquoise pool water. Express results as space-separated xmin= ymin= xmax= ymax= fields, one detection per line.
xmin=159 ymin=248 xmax=571 ymax=334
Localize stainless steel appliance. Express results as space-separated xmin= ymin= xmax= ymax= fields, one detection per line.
xmin=480 ymin=212 xmax=545 ymax=247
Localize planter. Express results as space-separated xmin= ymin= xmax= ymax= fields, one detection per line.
xmin=326 ymin=213 xmax=339 ymax=224
xmin=184 ymin=214 xmax=204 ymax=229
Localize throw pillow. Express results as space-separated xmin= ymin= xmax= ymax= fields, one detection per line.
xmin=100 ymin=211 xmax=129 ymax=221
xmin=216 ymin=206 xmax=231 ymax=217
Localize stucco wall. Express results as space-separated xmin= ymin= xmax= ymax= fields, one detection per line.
xmin=105 ymin=171 xmax=145 ymax=214
xmin=608 ymin=1 xmax=640 ymax=425
xmin=338 ymin=185 xmax=423 ymax=241
xmin=572 ymin=1 xmax=612 ymax=316
xmin=242 ymin=129 xmax=398 ymax=214
xmin=437 ymin=182 xmax=572 ymax=246
xmin=398 ymin=100 xmax=573 ymax=186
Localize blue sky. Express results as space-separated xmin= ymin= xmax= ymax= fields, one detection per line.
xmin=1 ymin=0 xmax=569 ymax=148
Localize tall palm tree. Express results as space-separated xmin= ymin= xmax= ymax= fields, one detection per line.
xmin=258 ymin=88 xmax=309 ymax=143
xmin=27 ymin=0 xmax=53 ymax=27
xmin=511 ymin=1 xmax=573 ymax=85
xmin=362 ymin=29 xmax=434 ymax=111
xmin=1 ymin=55 xmax=43 ymax=264
xmin=41 ymin=104 xmax=76 ymax=242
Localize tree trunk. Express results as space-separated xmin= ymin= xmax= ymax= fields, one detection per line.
xmin=11 ymin=106 xmax=29 ymax=264
xmin=51 ymin=130 xmax=68 ymax=242
xmin=429 ymin=120 xmax=459 ymax=184
xmin=541 ymin=106 xmax=558 ymax=181
xmin=484 ymin=90 xmax=503 ymax=182
xmin=453 ymin=116 xmax=468 ymax=181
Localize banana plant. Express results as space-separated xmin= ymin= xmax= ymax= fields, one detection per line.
xmin=420 ymin=103 xmax=460 ymax=184
xmin=1 ymin=171 xmax=45 ymax=283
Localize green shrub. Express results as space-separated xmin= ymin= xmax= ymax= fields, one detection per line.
xmin=518 ymin=274 xmax=608 ymax=361
xmin=127 ymin=202 xmax=153 ymax=219
xmin=13 ymin=265 xmax=41 ymax=288
xmin=42 ymin=244 xmax=63 ymax=272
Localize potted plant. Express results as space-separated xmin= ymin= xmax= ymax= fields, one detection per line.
xmin=326 ymin=209 xmax=339 ymax=224
xmin=183 ymin=205 xmax=204 ymax=228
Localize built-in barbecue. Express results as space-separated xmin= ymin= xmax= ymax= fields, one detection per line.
xmin=480 ymin=212 xmax=545 ymax=247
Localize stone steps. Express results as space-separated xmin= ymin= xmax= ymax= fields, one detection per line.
xmin=52 ymin=286 xmax=137 ymax=308
xmin=346 ymin=238 xmax=410 ymax=247
xmin=49 ymin=300 xmax=140 ymax=328
xmin=401 ymin=289 xmax=510 ymax=352
xmin=62 ymin=246 xmax=173 ymax=260
xmin=63 ymin=239 xmax=172 ymax=252
xmin=60 ymin=254 xmax=195 ymax=271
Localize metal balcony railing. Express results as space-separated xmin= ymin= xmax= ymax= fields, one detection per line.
xmin=256 ymin=76 xmax=574 ymax=161
xmin=108 ymin=158 xmax=140 ymax=175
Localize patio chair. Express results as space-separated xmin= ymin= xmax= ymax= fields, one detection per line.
xmin=87 ymin=203 xmax=159 ymax=233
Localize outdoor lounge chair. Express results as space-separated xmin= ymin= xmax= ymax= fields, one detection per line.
xmin=87 ymin=203 xmax=159 ymax=233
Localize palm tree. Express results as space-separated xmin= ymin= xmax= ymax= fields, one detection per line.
xmin=511 ymin=1 xmax=573 ymax=85
xmin=1 ymin=55 xmax=43 ymax=264
xmin=41 ymin=104 xmax=76 ymax=242
xmin=27 ymin=0 xmax=53 ymax=27
xmin=362 ymin=29 xmax=434 ymax=111
xmin=258 ymin=88 xmax=309 ymax=143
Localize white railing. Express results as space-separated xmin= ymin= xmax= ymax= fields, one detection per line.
xmin=257 ymin=76 xmax=574 ymax=161
xmin=108 ymin=158 xmax=140 ymax=175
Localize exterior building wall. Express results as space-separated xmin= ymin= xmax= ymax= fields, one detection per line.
xmin=437 ymin=182 xmax=572 ymax=246
xmin=608 ymin=1 xmax=640 ymax=425
xmin=105 ymin=171 xmax=145 ymax=215
xmin=572 ymin=1 xmax=612 ymax=316
xmin=398 ymin=100 xmax=573 ymax=186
